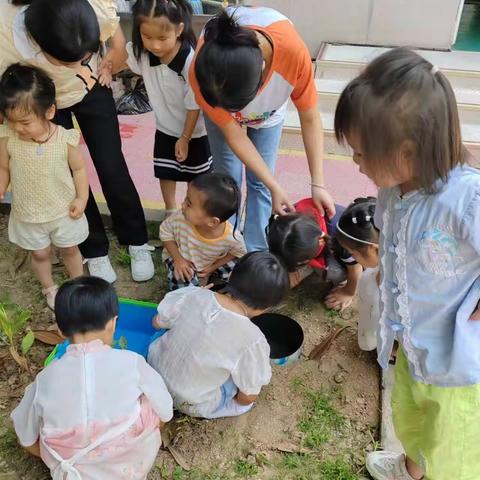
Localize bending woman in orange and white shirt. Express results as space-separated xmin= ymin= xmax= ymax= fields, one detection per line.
xmin=190 ymin=6 xmax=335 ymax=251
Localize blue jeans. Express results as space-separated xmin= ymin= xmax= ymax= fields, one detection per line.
xmin=205 ymin=117 xmax=284 ymax=251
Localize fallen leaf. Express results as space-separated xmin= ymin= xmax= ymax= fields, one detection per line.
xmin=32 ymin=330 xmax=64 ymax=345
xmin=167 ymin=445 xmax=191 ymax=471
xmin=308 ymin=326 xmax=349 ymax=361
xmin=273 ymin=442 xmax=300 ymax=454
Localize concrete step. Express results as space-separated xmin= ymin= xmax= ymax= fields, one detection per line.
xmin=283 ymin=44 xmax=480 ymax=160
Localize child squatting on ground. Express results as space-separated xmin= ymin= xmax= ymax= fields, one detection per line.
xmin=335 ymin=198 xmax=380 ymax=351
xmin=159 ymin=172 xmax=246 ymax=291
xmin=147 ymin=251 xmax=290 ymax=419
xmin=267 ymin=198 xmax=363 ymax=311
xmin=11 ymin=276 xmax=173 ymax=480
xmin=336 ymin=47 xmax=480 ymax=480
xmin=0 ymin=64 xmax=89 ymax=310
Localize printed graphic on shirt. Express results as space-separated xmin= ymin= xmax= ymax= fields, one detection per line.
xmin=418 ymin=227 xmax=464 ymax=277
xmin=232 ymin=108 xmax=278 ymax=126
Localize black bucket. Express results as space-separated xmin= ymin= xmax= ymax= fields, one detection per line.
xmin=251 ymin=313 xmax=304 ymax=365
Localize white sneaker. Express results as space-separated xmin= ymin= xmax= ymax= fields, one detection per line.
xmin=366 ymin=452 xmax=415 ymax=480
xmin=85 ymin=255 xmax=117 ymax=283
xmin=129 ymin=244 xmax=155 ymax=282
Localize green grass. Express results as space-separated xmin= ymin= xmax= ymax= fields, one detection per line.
xmin=234 ymin=459 xmax=258 ymax=477
xmin=292 ymin=380 xmax=344 ymax=449
xmin=115 ymin=248 xmax=131 ymax=267
xmin=279 ymin=454 xmax=358 ymax=480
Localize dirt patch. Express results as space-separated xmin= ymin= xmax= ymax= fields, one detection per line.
xmin=0 ymin=212 xmax=379 ymax=479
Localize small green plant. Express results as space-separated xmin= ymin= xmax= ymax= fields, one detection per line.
xmin=234 ymin=458 xmax=258 ymax=477
xmin=279 ymin=454 xmax=357 ymax=480
xmin=325 ymin=308 xmax=341 ymax=320
xmin=116 ymin=248 xmax=131 ymax=267
xmin=172 ymin=466 xmax=186 ymax=480
xmin=319 ymin=459 xmax=357 ymax=480
xmin=0 ymin=302 xmax=32 ymax=370
xmin=297 ymin=390 xmax=344 ymax=449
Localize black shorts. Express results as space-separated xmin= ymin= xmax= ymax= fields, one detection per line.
xmin=153 ymin=130 xmax=212 ymax=182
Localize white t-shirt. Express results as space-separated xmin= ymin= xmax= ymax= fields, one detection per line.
xmin=126 ymin=41 xmax=207 ymax=138
xmin=148 ymin=287 xmax=272 ymax=417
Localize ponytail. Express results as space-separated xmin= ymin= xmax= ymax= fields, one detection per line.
xmin=336 ymin=197 xmax=379 ymax=250
xmin=195 ymin=9 xmax=263 ymax=111
xmin=204 ymin=9 xmax=258 ymax=47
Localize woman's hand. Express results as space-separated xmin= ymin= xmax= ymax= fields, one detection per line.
xmin=311 ymin=185 xmax=336 ymax=219
xmin=98 ymin=59 xmax=113 ymax=87
xmin=271 ymin=184 xmax=295 ymax=215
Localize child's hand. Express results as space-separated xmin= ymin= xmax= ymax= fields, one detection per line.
xmin=198 ymin=265 xmax=215 ymax=279
xmin=470 ymin=301 xmax=480 ymax=321
xmin=152 ymin=314 xmax=162 ymax=330
xmin=69 ymin=198 xmax=87 ymax=219
xmin=0 ymin=190 xmax=5 ymax=201
xmin=175 ymin=137 xmax=189 ymax=162
xmin=174 ymin=256 xmax=195 ymax=282
xmin=324 ymin=286 xmax=354 ymax=311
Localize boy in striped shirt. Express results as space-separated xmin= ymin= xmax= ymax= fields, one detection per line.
xmin=160 ymin=173 xmax=246 ymax=290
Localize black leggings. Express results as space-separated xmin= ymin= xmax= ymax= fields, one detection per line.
xmin=54 ymin=84 xmax=148 ymax=258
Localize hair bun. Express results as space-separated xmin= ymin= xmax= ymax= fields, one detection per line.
xmin=204 ymin=10 xmax=259 ymax=47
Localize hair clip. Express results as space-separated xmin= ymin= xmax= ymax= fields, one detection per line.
xmin=365 ymin=215 xmax=371 ymax=221
xmin=430 ymin=65 xmax=439 ymax=75
xmin=351 ymin=217 xmax=358 ymax=224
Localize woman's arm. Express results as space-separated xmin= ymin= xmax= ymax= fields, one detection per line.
xmin=221 ymin=121 xmax=293 ymax=214
xmin=298 ymin=106 xmax=335 ymax=218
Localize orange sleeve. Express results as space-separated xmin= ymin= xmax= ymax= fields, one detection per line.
xmin=289 ymin=38 xmax=318 ymax=112
xmin=188 ymin=42 xmax=234 ymax=128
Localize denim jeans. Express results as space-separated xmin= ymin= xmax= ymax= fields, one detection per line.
xmin=205 ymin=117 xmax=284 ymax=251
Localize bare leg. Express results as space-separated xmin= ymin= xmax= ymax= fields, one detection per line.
xmin=59 ymin=245 xmax=84 ymax=278
xmin=406 ymin=456 xmax=424 ymax=479
xmin=160 ymin=179 xmax=177 ymax=211
xmin=31 ymin=246 xmax=55 ymax=289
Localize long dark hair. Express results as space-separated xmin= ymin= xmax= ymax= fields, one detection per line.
xmin=131 ymin=0 xmax=196 ymax=60
xmin=13 ymin=0 xmax=100 ymax=63
xmin=335 ymin=47 xmax=463 ymax=193
xmin=194 ymin=9 xmax=263 ymax=111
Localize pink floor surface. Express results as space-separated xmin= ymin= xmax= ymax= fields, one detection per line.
xmin=82 ymin=112 xmax=377 ymax=211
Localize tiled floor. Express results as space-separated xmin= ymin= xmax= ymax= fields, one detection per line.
xmin=85 ymin=112 xmax=377 ymax=214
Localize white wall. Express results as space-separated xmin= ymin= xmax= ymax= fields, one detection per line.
xmin=247 ymin=0 xmax=465 ymax=57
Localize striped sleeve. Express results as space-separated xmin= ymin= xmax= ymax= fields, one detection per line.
xmin=159 ymin=213 xmax=177 ymax=242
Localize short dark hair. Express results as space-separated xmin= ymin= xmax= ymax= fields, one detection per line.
xmin=132 ymin=0 xmax=196 ymax=60
xmin=190 ymin=173 xmax=240 ymax=222
xmin=267 ymin=214 xmax=323 ymax=272
xmin=194 ymin=10 xmax=263 ymax=112
xmin=22 ymin=0 xmax=100 ymax=63
xmin=335 ymin=47 xmax=463 ymax=192
xmin=335 ymin=197 xmax=379 ymax=252
xmin=225 ymin=251 xmax=289 ymax=310
xmin=0 ymin=63 xmax=55 ymax=117
xmin=55 ymin=276 xmax=119 ymax=337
